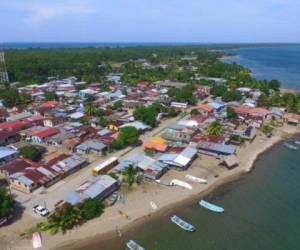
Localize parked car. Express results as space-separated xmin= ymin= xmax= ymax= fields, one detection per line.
xmin=33 ymin=205 xmax=49 ymax=217
xmin=131 ymin=140 xmax=143 ymax=147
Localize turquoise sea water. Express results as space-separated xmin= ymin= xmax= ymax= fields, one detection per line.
xmin=221 ymin=46 xmax=300 ymax=90
xmin=66 ymin=136 xmax=300 ymax=250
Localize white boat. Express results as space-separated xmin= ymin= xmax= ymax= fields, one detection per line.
xmin=295 ymin=140 xmax=300 ymax=145
xmin=171 ymin=179 xmax=193 ymax=190
xmin=284 ymin=142 xmax=298 ymax=150
xmin=185 ymin=174 xmax=207 ymax=184
xmin=155 ymin=179 xmax=174 ymax=186
xmin=150 ymin=201 xmax=158 ymax=210
xmin=170 ymin=215 xmax=195 ymax=232
xmin=126 ymin=240 xmax=145 ymax=250
xmin=32 ymin=232 xmax=42 ymax=249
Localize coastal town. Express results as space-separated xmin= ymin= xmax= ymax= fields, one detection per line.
xmin=1 ymin=47 xmax=300 ymax=250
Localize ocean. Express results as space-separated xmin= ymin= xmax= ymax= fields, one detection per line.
xmin=220 ymin=46 xmax=300 ymax=90
xmin=63 ymin=136 xmax=300 ymax=250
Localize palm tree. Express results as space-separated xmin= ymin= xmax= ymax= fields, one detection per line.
xmin=38 ymin=204 xmax=83 ymax=234
xmin=207 ymin=121 xmax=224 ymax=136
xmin=122 ymin=164 xmax=139 ymax=186
xmin=84 ymin=103 xmax=96 ymax=117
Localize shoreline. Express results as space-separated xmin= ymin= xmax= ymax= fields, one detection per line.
xmin=47 ymin=125 xmax=299 ymax=250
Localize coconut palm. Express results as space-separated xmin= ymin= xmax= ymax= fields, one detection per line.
xmin=38 ymin=204 xmax=83 ymax=234
xmin=84 ymin=103 xmax=96 ymax=117
xmin=122 ymin=164 xmax=139 ymax=186
xmin=207 ymin=121 xmax=224 ymax=136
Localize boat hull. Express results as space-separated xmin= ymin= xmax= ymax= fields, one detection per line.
xmin=199 ymin=200 xmax=224 ymax=213
xmin=170 ymin=215 xmax=195 ymax=232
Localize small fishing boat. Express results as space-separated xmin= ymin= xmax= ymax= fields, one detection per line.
xmin=284 ymin=142 xmax=298 ymax=150
xmin=119 ymin=210 xmax=130 ymax=219
xmin=32 ymin=232 xmax=42 ymax=249
xmin=150 ymin=201 xmax=157 ymax=210
xmin=185 ymin=174 xmax=207 ymax=184
xmin=295 ymin=140 xmax=300 ymax=145
xmin=170 ymin=215 xmax=195 ymax=232
xmin=126 ymin=240 xmax=146 ymax=250
xmin=171 ymin=179 xmax=192 ymax=190
xmin=155 ymin=179 xmax=174 ymax=186
xmin=107 ymin=192 xmax=119 ymax=206
xmin=118 ymin=192 xmax=125 ymax=204
xmin=199 ymin=200 xmax=224 ymax=213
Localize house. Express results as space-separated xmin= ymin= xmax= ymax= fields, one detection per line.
xmin=62 ymin=76 xmax=77 ymax=85
xmin=144 ymin=136 xmax=168 ymax=152
xmin=45 ymin=154 xmax=87 ymax=177
xmin=162 ymin=124 xmax=196 ymax=143
xmin=76 ymin=139 xmax=107 ymax=154
xmin=197 ymin=104 xmax=214 ymax=116
xmin=69 ymin=112 xmax=84 ymax=120
xmin=120 ymin=121 xmax=150 ymax=132
xmin=43 ymin=116 xmax=66 ymax=127
xmin=31 ymin=127 xmax=59 ymax=143
xmin=197 ymin=141 xmax=236 ymax=156
xmin=170 ymin=102 xmax=188 ymax=109
xmin=46 ymin=132 xmax=75 ymax=146
xmin=107 ymin=120 xmax=125 ymax=132
xmin=0 ymin=147 xmax=19 ymax=166
xmin=114 ymin=153 xmax=167 ymax=180
xmin=6 ymin=112 xmax=32 ymax=122
xmin=64 ymin=175 xmax=119 ymax=205
xmin=158 ymin=147 xmax=198 ymax=169
xmin=79 ymin=89 xmax=98 ymax=98
xmin=154 ymin=80 xmax=188 ymax=89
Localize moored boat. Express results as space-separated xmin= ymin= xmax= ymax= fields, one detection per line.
xmin=284 ymin=142 xmax=298 ymax=150
xmin=295 ymin=140 xmax=300 ymax=145
xmin=199 ymin=200 xmax=224 ymax=213
xmin=171 ymin=179 xmax=193 ymax=190
xmin=155 ymin=179 xmax=174 ymax=186
xmin=107 ymin=192 xmax=119 ymax=206
xmin=32 ymin=232 xmax=42 ymax=249
xmin=185 ymin=174 xmax=207 ymax=184
xmin=170 ymin=215 xmax=195 ymax=232
xmin=126 ymin=240 xmax=146 ymax=250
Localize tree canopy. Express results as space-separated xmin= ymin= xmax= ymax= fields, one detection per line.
xmin=20 ymin=145 xmax=45 ymax=162
xmin=0 ymin=187 xmax=14 ymax=219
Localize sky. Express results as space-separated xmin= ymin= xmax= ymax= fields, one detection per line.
xmin=0 ymin=0 xmax=300 ymax=43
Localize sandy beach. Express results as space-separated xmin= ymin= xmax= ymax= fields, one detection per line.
xmin=0 ymin=124 xmax=298 ymax=250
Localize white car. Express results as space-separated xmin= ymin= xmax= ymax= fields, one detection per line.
xmin=33 ymin=205 xmax=49 ymax=217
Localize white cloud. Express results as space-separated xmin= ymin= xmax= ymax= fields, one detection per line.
xmin=22 ymin=1 xmax=95 ymax=26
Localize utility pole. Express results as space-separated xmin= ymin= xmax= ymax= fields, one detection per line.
xmin=0 ymin=44 xmax=9 ymax=84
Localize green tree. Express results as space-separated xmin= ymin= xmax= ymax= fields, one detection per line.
xmin=210 ymin=85 xmax=227 ymax=97
xmin=44 ymin=91 xmax=58 ymax=101
xmin=269 ymin=80 xmax=281 ymax=91
xmin=79 ymin=198 xmax=104 ymax=220
xmin=222 ymin=90 xmax=242 ymax=102
xmin=207 ymin=121 xmax=224 ymax=136
xmin=84 ymin=103 xmax=96 ymax=116
xmin=122 ymin=164 xmax=139 ymax=186
xmin=112 ymin=100 xmax=123 ymax=110
xmin=20 ymin=145 xmax=45 ymax=162
xmin=119 ymin=126 xmax=139 ymax=145
xmin=190 ymin=109 xmax=200 ymax=115
xmin=0 ymin=187 xmax=14 ymax=219
xmin=37 ymin=204 xmax=83 ymax=234
xmin=226 ymin=106 xmax=238 ymax=119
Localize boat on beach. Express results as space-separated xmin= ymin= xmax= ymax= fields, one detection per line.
xmin=32 ymin=232 xmax=42 ymax=249
xmin=119 ymin=210 xmax=130 ymax=219
xmin=295 ymin=140 xmax=300 ymax=145
xmin=185 ymin=174 xmax=207 ymax=184
xmin=155 ymin=179 xmax=174 ymax=186
xmin=170 ymin=215 xmax=195 ymax=232
xmin=126 ymin=240 xmax=146 ymax=250
xmin=199 ymin=200 xmax=224 ymax=213
xmin=171 ymin=179 xmax=193 ymax=190
xmin=284 ymin=142 xmax=298 ymax=150
xmin=107 ymin=192 xmax=119 ymax=206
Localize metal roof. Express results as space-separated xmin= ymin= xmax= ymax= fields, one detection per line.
xmin=197 ymin=141 xmax=235 ymax=155
xmin=0 ymin=147 xmax=18 ymax=159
